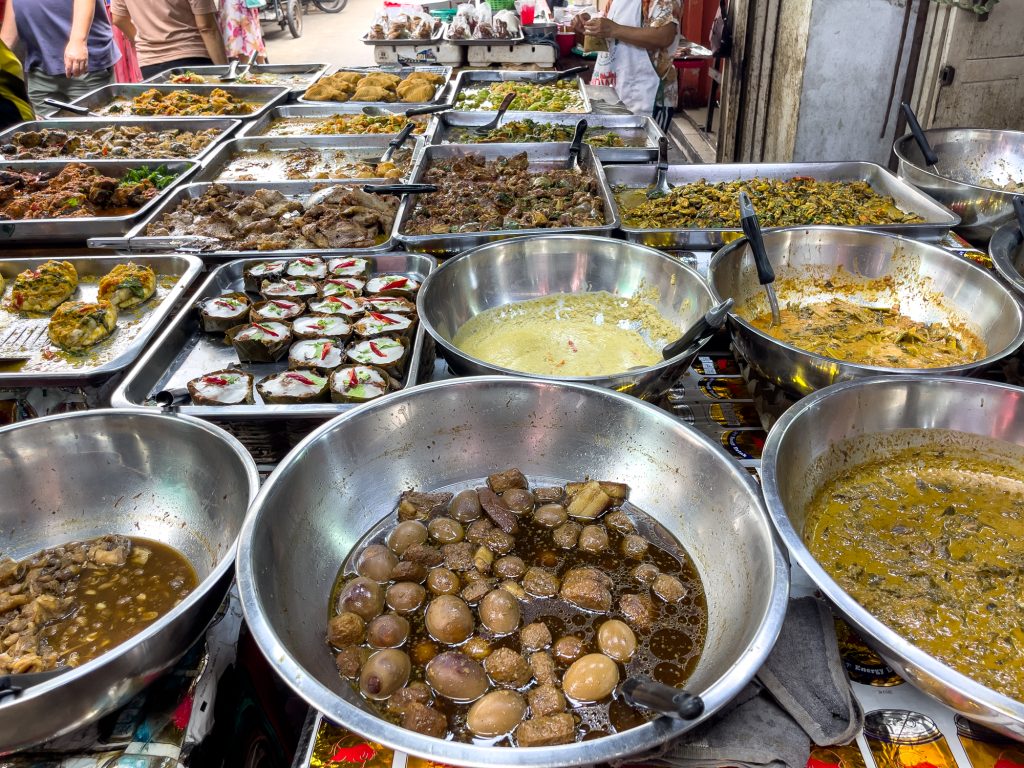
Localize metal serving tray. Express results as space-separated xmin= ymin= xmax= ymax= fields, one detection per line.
xmin=605 ymin=161 xmax=962 ymax=248
xmin=110 ymin=252 xmax=436 ymax=419
xmin=363 ymin=24 xmax=445 ymax=45
xmin=193 ymin=135 xmax=424 ymax=184
xmin=450 ymin=69 xmax=592 ymax=113
xmin=0 ymin=158 xmax=198 ymax=243
xmin=296 ymin=65 xmax=453 ymax=106
xmin=235 ymin=103 xmax=439 ymax=141
xmin=0 ymin=118 xmax=240 ymax=162
xmin=434 ymin=111 xmax=662 ymax=163
xmin=91 ymin=180 xmax=397 ymax=258
xmin=394 ymin=142 xmax=619 ymax=256
xmin=143 ymin=63 xmax=330 ymax=97
xmin=0 ymin=253 xmax=202 ymax=386
xmin=59 ymin=84 xmax=290 ymax=121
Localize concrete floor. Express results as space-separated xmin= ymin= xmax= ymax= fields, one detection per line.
xmin=263 ymin=0 xmax=377 ymax=67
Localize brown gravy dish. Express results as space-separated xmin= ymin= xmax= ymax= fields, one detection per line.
xmin=0 ymin=534 xmax=197 ymax=674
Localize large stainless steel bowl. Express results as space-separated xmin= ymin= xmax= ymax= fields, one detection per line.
xmin=990 ymin=219 xmax=1024 ymax=296
xmin=707 ymin=226 xmax=1024 ymax=396
xmin=894 ymin=127 xmax=1024 ymax=243
xmin=237 ymin=377 xmax=788 ymax=768
xmin=761 ymin=376 xmax=1024 ymax=740
xmin=0 ymin=410 xmax=259 ymax=753
xmin=416 ymin=235 xmax=715 ymax=398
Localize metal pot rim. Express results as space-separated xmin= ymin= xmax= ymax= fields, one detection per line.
xmin=236 ymin=375 xmax=790 ymax=767
xmin=707 ymin=225 xmax=1024 ymax=375
xmin=761 ymin=374 xmax=1024 ymax=722
xmin=989 ymin=221 xmax=1024 ymax=296
xmin=0 ymin=408 xmax=260 ymax=707
xmin=892 ymin=127 xmax=1024 ymax=194
xmin=416 ymin=234 xmax=716 ymax=384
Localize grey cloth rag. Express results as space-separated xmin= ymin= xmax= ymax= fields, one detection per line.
xmin=617 ymin=597 xmax=863 ymax=768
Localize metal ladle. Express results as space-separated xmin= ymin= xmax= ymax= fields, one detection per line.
xmin=474 ymin=92 xmax=516 ymax=136
xmin=621 ymin=676 xmax=705 ymax=720
xmin=218 ymin=58 xmax=241 ymax=83
xmin=565 ymin=119 xmax=587 ymax=170
xmin=375 ymin=121 xmax=415 ymax=165
xmin=901 ymin=101 xmax=944 ymax=177
xmin=646 ymin=136 xmax=671 ymax=199
xmin=42 ymin=98 xmax=99 ymax=117
xmin=539 ymin=65 xmax=588 ymax=84
xmin=739 ymin=190 xmax=780 ymax=327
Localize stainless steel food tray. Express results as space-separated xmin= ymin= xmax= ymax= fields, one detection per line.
xmin=296 ymin=65 xmax=453 ymax=106
xmin=0 ymin=158 xmax=199 ymax=243
xmin=394 ymin=142 xmax=619 ymax=256
xmin=60 ymin=84 xmax=291 ymax=121
xmin=110 ymin=252 xmax=436 ymax=418
xmin=143 ymin=63 xmax=330 ymax=96
xmin=90 ymin=180 xmax=397 ymax=258
xmin=604 ymin=161 xmax=962 ymax=248
xmin=235 ymin=103 xmax=439 ymax=141
xmin=0 ymin=118 xmax=241 ymax=162
xmin=450 ymin=69 xmax=592 ymax=113
xmin=434 ymin=112 xmax=662 ymax=163
xmin=0 ymin=253 xmax=202 ymax=386
xmin=193 ymin=135 xmax=425 ymax=184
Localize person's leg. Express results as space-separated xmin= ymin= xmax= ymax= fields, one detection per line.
xmin=25 ymin=71 xmax=66 ymax=116
xmin=63 ymin=68 xmax=115 ymax=102
xmin=140 ymin=57 xmax=214 ymax=79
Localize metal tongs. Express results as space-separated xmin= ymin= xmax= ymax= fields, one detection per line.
xmin=474 ymin=92 xmax=516 ymax=136
xmin=739 ymin=190 xmax=780 ymax=327
xmin=539 ymin=65 xmax=588 ymax=84
xmin=901 ymin=101 xmax=944 ymax=176
xmin=375 ymin=121 xmax=416 ymax=164
xmin=646 ymin=136 xmax=671 ymax=199
xmin=42 ymin=98 xmax=99 ymax=117
xmin=621 ymin=676 xmax=704 ymax=721
xmin=565 ymin=119 xmax=587 ymax=170
xmin=218 ymin=59 xmax=241 ymax=83
xmin=361 ymin=102 xmax=454 ymax=118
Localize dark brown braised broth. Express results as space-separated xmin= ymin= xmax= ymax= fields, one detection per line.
xmin=327 ymin=470 xmax=707 ymax=746
xmin=0 ymin=534 xmax=197 ymax=674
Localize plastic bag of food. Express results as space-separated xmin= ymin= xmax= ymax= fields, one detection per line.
xmin=493 ymin=9 xmax=521 ymax=38
xmin=473 ymin=2 xmax=495 ymax=39
xmin=406 ymin=7 xmax=435 ymax=39
xmin=449 ymin=2 xmax=476 ymax=38
xmin=367 ymin=10 xmax=388 ymax=39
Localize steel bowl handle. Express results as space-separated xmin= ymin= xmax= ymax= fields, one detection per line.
xmin=900 ymin=101 xmax=939 ymax=168
xmin=621 ymin=676 xmax=705 ymax=720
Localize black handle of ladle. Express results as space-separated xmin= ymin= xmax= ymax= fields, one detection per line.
xmin=566 ymin=119 xmax=587 ymax=169
xmin=1013 ymin=195 xmax=1024 ymax=236
xmin=404 ymin=102 xmax=453 ymax=117
xmin=900 ymin=101 xmax=939 ymax=168
xmin=43 ymin=97 xmax=90 ymax=115
xmin=388 ymin=121 xmax=416 ymax=152
xmin=362 ymin=183 xmax=438 ymax=195
xmin=655 ymin=135 xmax=668 ymax=175
xmin=662 ymin=298 xmax=733 ymax=360
xmin=154 ymin=388 xmax=189 ymax=409
xmin=493 ymin=92 xmax=516 ymax=122
xmin=621 ymin=677 xmax=705 ymax=720
xmin=739 ymin=190 xmax=774 ymax=286
xmin=543 ymin=65 xmax=588 ymax=83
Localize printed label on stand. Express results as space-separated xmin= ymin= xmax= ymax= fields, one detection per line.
xmin=309 ymin=720 xmax=395 ymax=768
xmin=954 ymin=716 xmax=1024 ymax=768
xmin=864 ymin=710 xmax=958 ymax=768
xmin=809 ymin=742 xmax=870 ymax=768
xmin=835 ymin=618 xmax=903 ymax=687
xmin=720 ymin=429 xmax=767 ymax=460
xmin=697 ymin=377 xmax=753 ymax=400
xmin=690 ymin=353 xmax=742 ymax=376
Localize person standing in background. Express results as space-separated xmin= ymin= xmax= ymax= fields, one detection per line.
xmin=105 ymin=0 xmax=140 ymax=82
xmin=0 ymin=38 xmax=34 ymax=127
xmin=110 ymin=0 xmax=227 ymax=80
xmin=1 ymin=0 xmax=119 ymax=115
xmin=217 ymin=0 xmax=266 ymax=64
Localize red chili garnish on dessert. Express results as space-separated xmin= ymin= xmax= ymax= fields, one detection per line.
xmin=286 ymin=372 xmax=315 ymax=385
xmin=203 ymin=375 xmax=229 ymax=385
xmin=253 ymin=323 xmax=279 ymax=337
xmin=348 ymin=368 xmax=359 ymax=387
xmin=369 ymin=312 xmax=397 ymax=324
xmin=297 ymin=258 xmax=317 ymax=266
xmin=369 ymin=341 xmax=385 ymax=357
xmin=270 ymin=300 xmax=294 ymax=309
xmin=214 ymin=299 xmax=238 ymax=309
xmin=321 ymin=341 xmax=332 ymax=359
xmin=334 ymin=260 xmax=356 ymax=268
xmin=381 ymin=277 xmax=408 ymax=290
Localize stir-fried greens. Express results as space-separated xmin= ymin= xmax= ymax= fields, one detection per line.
xmin=456 ymin=80 xmax=586 ymax=112
xmin=448 ymin=119 xmax=628 ymax=147
xmin=119 ymin=165 xmax=177 ymax=190
xmin=617 ymin=177 xmax=924 ymax=229
xmin=749 ymin=298 xmax=985 ymax=368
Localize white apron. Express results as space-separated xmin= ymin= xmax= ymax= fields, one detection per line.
xmin=588 ymin=0 xmax=661 ymax=117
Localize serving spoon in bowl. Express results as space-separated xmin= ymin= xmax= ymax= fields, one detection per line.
xmin=739 ymin=190 xmax=780 ymax=328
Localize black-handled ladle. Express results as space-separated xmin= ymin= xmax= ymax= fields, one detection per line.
xmin=621 ymin=677 xmax=704 ymax=720
xmin=43 ymin=98 xmax=99 ymax=117
xmin=901 ymin=101 xmax=943 ymax=176
xmin=540 ymin=65 xmax=588 ymax=84
xmin=474 ymin=92 xmax=516 ymax=136
xmin=739 ymin=190 xmax=780 ymax=327
xmin=376 ymin=121 xmax=416 ymax=165
xmin=565 ymin=119 xmax=587 ymax=170
xmin=362 ymin=183 xmax=438 ymax=195
xmin=646 ymin=136 xmax=671 ymax=199
xmin=661 ymin=298 xmax=734 ymax=360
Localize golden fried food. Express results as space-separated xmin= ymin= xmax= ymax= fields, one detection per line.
xmin=48 ymin=300 xmax=117 ymax=351
xmin=352 ymin=85 xmax=395 ymax=103
xmin=397 ymin=82 xmax=435 ymax=103
xmin=358 ymin=73 xmax=402 ymax=89
xmin=97 ymin=262 xmax=156 ymax=309
xmin=305 ymin=81 xmax=353 ymax=102
xmin=404 ymin=71 xmax=444 ymax=85
xmin=333 ymin=71 xmax=365 ymax=86
xmin=10 ymin=260 xmax=78 ymax=312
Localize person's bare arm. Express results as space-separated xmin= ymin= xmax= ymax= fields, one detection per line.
xmin=112 ymin=12 xmax=138 ymax=43
xmin=195 ymin=12 xmax=228 ymax=65
xmin=65 ymin=0 xmax=96 ymax=77
xmin=1 ymin=4 xmax=19 ymax=51
xmin=583 ymin=16 xmax=676 ymax=51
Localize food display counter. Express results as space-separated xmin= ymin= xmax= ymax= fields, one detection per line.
xmin=2 ymin=59 xmax=1024 ymax=768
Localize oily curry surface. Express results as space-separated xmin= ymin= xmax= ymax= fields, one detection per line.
xmin=749 ymin=298 xmax=986 ymax=368
xmin=804 ymin=438 xmax=1024 ymax=702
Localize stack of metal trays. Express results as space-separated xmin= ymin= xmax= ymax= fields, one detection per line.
xmin=0 ymin=253 xmax=202 ymax=386
xmin=235 ymin=103 xmax=439 ymax=140
xmin=433 ymin=111 xmax=663 ymax=163
xmin=449 ymin=70 xmax=592 ymax=113
xmin=0 ymin=118 xmax=242 ymax=163
xmin=0 ymin=158 xmax=199 ymax=243
xmin=110 ymin=252 xmax=436 ymax=418
xmin=394 ymin=142 xmax=620 ymax=256
xmin=297 ymin=65 xmax=454 ymax=105
xmin=89 ymin=180 xmax=399 ymax=257
xmin=56 ymin=84 xmax=290 ymax=121
xmin=604 ymin=161 xmax=961 ymax=247
xmin=142 ymin=63 xmax=330 ymax=99
xmin=193 ymin=136 xmax=425 ymax=184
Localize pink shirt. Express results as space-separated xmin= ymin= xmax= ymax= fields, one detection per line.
xmin=109 ymin=0 xmax=216 ymax=67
